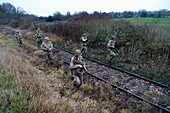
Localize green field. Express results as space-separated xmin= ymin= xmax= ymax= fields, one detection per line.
xmin=120 ymin=18 xmax=170 ymax=24
xmin=113 ymin=18 xmax=170 ymax=41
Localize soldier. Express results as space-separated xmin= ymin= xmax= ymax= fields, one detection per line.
xmin=80 ymin=33 xmax=88 ymax=54
xmin=70 ymin=49 xmax=88 ymax=88
xmin=15 ymin=31 xmax=23 ymax=46
xmin=36 ymin=28 xmax=43 ymax=48
xmin=40 ymin=37 xmax=53 ymax=63
xmin=107 ymin=35 xmax=116 ymax=63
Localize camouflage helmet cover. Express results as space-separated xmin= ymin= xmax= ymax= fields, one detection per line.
xmin=75 ymin=49 xmax=81 ymax=55
xmin=44 ymin=37 xmax=49 ymax=40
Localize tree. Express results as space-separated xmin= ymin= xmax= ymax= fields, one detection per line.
xmin=46 ymin=15 xmax=54 ymax=22
xmin=16 ymin=7 xmax=26 ymax=19
xmin=147 ymin=11 xmax=154 ymax=17
xmin=53 ymin=11 xmax=63 ymax=20
xmin=66 ymin=11 xmax=71 ymax=19
xmin=159 ymin=9 xmax=168 ymax=17
xmin=1 ymin=3 xmax=16 ymax=21
xmin=123 ymin=11 xmax=134 ymax=18
xmin=139 ymin=9 xmax=147 ymax=17
xmin=2 ymin=3 xmax=16 ymax=14
xmin=93 ymin=11 xmax=99 ymax=16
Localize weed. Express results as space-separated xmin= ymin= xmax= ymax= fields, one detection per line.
xmin=80 ymin=83 xmax=95 ymax=95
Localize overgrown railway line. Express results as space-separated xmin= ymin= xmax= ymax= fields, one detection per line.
xmin=1 ymin=26 xmax=170 ymax=112
xmin=55 ymin=46 xmax=170 ymax=113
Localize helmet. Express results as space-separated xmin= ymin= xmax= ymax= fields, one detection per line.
xmin=75 ymin=49 xmax=81 ymax=55
xmin=16 ymin=30 xmax=19 ymax=33
xmin=112 ymin=35 xmax=116 ymax=39
xmin=44 ymin=37 xmax=49 ymax=40
xmin=83 ymin=33 xmax=87 ymax=36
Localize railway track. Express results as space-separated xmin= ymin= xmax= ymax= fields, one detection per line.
xmin=54 ymin=46 xmax=170 ymax=113
xmin=1 ymin=27 xmax=170 ymax=112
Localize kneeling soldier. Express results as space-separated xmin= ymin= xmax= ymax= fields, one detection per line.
xmin=70 ymin=49 xmax=88 ymax=88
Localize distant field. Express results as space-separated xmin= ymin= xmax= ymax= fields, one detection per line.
xmin=113 ymin=18 xmax=170 ymax=41
xmin=121 ymin=18 xmax=169 ymax=24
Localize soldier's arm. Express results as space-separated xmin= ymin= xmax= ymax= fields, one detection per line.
xmin=107 ymin=40 xmax=111 ymax=47
xmin=40 ymin=42 xmax=46 ymax=50
xmin=49 ymin=42 xmax=53 ymax=50
xmin=20 ymin=34 xmax=22 ymax=39
xmin=70 ymin=58 xmax=80 ymax=69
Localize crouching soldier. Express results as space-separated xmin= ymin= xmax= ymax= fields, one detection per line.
xmin=40 ymin=37 xmax=53 ymax=63
xmin=80 ymin=33 xmax=88 ymax=55
xmin=107 ymin=35 xmax=116 ymax=63
xmin=70 ymin=49 xmax=88 ymax=88
xmin=36 ymin=28 xmax=43 ymax=48
xmin=15 ymin=31 xmax=23 ymax=46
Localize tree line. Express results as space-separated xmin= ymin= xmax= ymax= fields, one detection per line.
xmin=0 ymin=2 xmax=170 ymax=23
xmin=46 ymin=9 xmax=170 ymax=22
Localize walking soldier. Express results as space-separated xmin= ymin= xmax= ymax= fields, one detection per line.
xmin=107 ymin=35 xmax=116 ymax=63
xmin=36 ymin=28 xmax=43 ymax=48
xmin=15 ymin=31 xmax=23 ymax=46
xmin=80 ymin=33 xmax=88 ymax=55
xmin=40 ymin=37 xmax=53 ymax=63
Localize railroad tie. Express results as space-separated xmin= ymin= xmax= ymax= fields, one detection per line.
xmin=135 ymin=84 xmax=150 ymax=96
xmin=118 ymin=76 xmax=134 ymax=87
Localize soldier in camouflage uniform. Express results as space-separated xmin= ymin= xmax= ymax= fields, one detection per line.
xmin=40 ymin=37 xmax=53 ymax=63
xmin=80 ymin=33 xmax=88 ymax=55
xmin=36 ymin=28 xmax=43 ymax=48
xmin=15 ymin=31 xmax=23 ymax=46
xmin=107 ymin=35 xmax=116 ymax=63
xmin=70 ymin=49 xmax=88 ymax=88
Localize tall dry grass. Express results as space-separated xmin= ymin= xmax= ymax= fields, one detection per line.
xmin=0 ymin=41 xmax=113 ymax=113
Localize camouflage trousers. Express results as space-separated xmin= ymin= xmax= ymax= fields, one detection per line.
xmin=17 ymin=39 xmax=22 ymax=46
xmin=37 ymin=38 xmax=42 ymax=48
xmin=71 ymin=68 xmax=84 ymax=87
xmin=81 ymin=45 xmax=87 ymax=55
xmin=44 ymin=52 xmax=53 ymax=63
xmin=108 ymin=48 xmax=116 ymax=62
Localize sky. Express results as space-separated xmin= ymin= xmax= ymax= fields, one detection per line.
xmin=0 ymin=0 xmax=170 ymax=16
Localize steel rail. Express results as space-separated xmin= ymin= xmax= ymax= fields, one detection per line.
xmin=63 ymin=60 xmax=170 ymax=113
xmin=54 ymin=45 xmax=169 ymax=88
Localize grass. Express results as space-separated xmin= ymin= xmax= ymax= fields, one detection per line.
xmin=0 ymin=33 xmax=112 ymax=113
xmin=0 ymin=34 xmax=19 ymax=49
xmin=0 ymin=56 xmax=29 ymax=113
xmin=0 ymin=42 xmax=38 ymax=112
xmin=113 ymin=18 xmax=170 ymax=40
xmin=0 ymin=26 xmax=165 ymax=112
xmin=51 ymin=18 xmax=170 ymax=86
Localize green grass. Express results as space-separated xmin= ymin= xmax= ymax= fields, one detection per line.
xmin=113 ymin=18 xmax=170 ymax=25
xmin=1 ymin=36 xmax=19 ymax=49
xmin=0 ymin=65 xmax=29 ymax=113
xmin=113 ymin=18 xmax=170 ymax=40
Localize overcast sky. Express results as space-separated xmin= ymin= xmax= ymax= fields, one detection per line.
xmin=0 ymin=0 xmax=170 ymax=16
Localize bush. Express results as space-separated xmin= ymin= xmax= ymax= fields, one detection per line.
xmin=40 ymin=18 xmax=169 ymax=85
